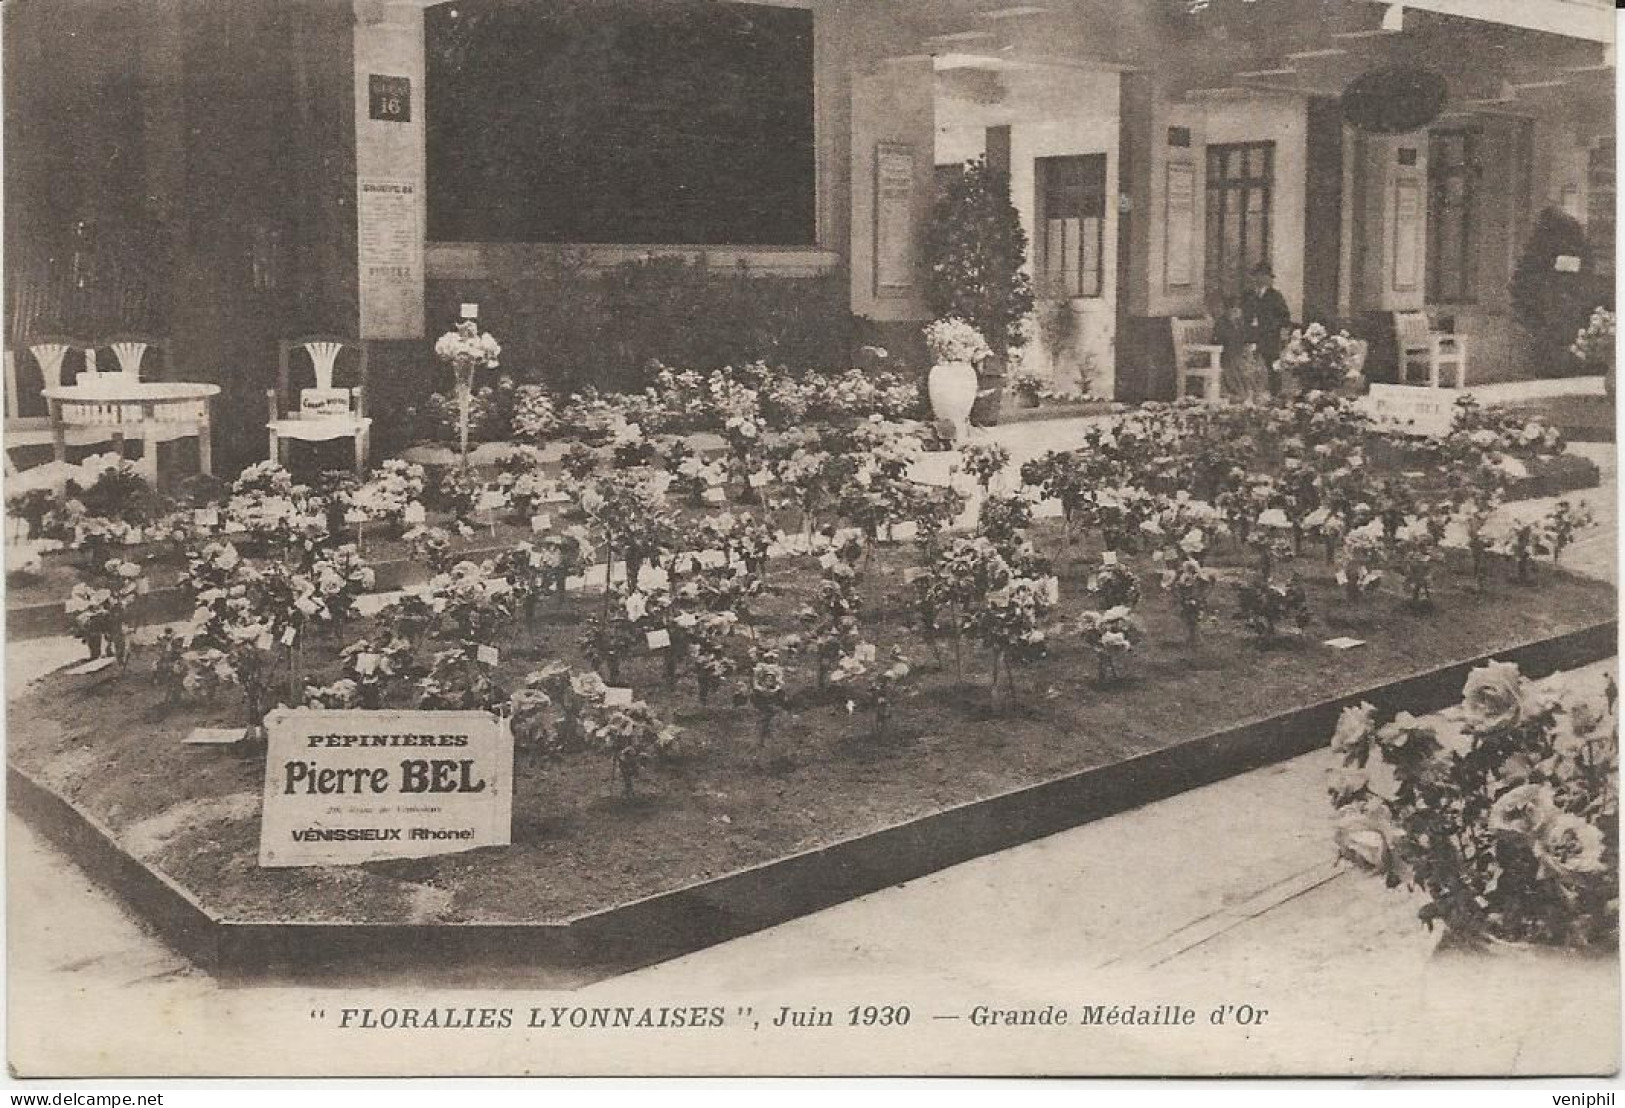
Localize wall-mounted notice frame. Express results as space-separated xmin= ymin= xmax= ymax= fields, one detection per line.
xmin=358 ymin=178 xmax=423 ymax=339
xmin=1392 ymin=177 xmax=1423 ymax=292
xmin=874 ymin=142 xmax=916 ymax=298
xmin=1164 ymin=161 xmax=1196 ymax=289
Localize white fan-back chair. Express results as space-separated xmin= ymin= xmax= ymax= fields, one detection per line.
xmin=99 ymin=334 xmax=168 ymax=379
xmin=4 ymin=337 xmax=111 ymax=469
xmin=267 ymin=336 xmax=371 ymax=472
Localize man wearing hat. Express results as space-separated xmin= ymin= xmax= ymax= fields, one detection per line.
xmin=1241 ymin=262 xmax=1292 ymax=395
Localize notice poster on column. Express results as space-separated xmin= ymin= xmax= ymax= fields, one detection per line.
xmin=358 ymin=177 xmax=424 ymax=339
xmin=1164 ymin=161 xmax=1196 ymax=289
xmin=1392 ymin=177 xmax=1423 ymax=292
xmin=874 ymin=142 xmax=916 ymax=297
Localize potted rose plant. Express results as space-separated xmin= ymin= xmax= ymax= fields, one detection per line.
xmin=1010 ymin=371 xmax=1045 ymax=409
xmin=1329 ymin=662 xmax=1616 ymax=953
xmin=923 ymin=317 xmax=991 ymax=440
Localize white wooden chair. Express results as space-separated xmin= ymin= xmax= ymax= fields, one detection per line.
xmin=267 ymin=337 xmax=371 ymax=473
xmin=4 ymin=337 xmax=109 ymax=469
xmin=1395 ymin=311 xmax=1468 ymax=389
xmin=1171 ymin=317 xmax=1225 ymax=402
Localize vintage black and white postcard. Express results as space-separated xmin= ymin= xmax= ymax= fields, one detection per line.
xmin=4 ymin=0 xmax=1619 ymax=1079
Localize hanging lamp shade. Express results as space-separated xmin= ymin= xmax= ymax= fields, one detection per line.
xmin=1341 ymin=66 xmax=1448 ymax=133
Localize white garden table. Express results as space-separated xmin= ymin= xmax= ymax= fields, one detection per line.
xmin=43 ymin=377 xmax=220 ymax=483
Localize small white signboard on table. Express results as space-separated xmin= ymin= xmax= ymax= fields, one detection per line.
xmin=1360 ymin=384 xmax=1458 ymax=438
xmin=258 ymin=708 xmax=513 ymax=868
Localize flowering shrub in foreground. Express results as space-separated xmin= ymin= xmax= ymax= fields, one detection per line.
xmin=1330 ymin=662 xmax=1617 ymax=950
xmin=973 ymin=576 xmax=1054 ymax=709
xmin=1235 ymin=573 xmax=1311 ymax=644
xmin=65 ymin=558 xmax=146 ymax=666
xmin=1158 ymin=558 xmax=1218 ymax=646
xmin=1076 ymin=605 xmax=1142 ymax=683
xmin=830 ymin=645 xmax=912 ymax=743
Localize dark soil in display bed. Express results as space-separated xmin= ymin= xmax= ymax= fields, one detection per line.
xmin=8 ymin=520 xmax=1615 ymax=928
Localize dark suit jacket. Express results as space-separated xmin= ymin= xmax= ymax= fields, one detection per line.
xmin=1242 ymin=286 xmax=1292 ymax=366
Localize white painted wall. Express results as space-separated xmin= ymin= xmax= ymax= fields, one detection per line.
xmin=850 ymin=55 xmax=937 ymax=324
xmin=934 ymin=65 xmax=1122 ymax=396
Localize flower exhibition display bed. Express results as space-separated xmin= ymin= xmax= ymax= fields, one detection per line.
xmin=8 ymin=528 xmax=1614 ymax=973
xmin=6 ymin=382 xmax=1617 ymax=973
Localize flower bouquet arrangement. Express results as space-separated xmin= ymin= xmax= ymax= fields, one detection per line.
xmin=923 ymin=316 xmax=992 ymax=367
xmin=1275 ymin=322 xmax=1360 ymax=392
xmin=1329 ymin=662 xmax=1617 ymax=951
xmin=434 ymin=320 xmax=502 ymax=468
xmin=509 ymin=385 xmax=558 ymax=443
xmin=345 ymin=459 xmax=426 ymax=531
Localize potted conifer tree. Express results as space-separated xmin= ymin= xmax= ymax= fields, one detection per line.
xmin=923 ymin=156 xmax=1034 ymax=426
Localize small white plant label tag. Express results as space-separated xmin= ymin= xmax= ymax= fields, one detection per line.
xmin=184 ymin=727 xmax=245 ymax=746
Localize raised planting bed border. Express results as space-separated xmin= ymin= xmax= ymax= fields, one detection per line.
xmin=10 ymin=617 xmax=1616 ymax=980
